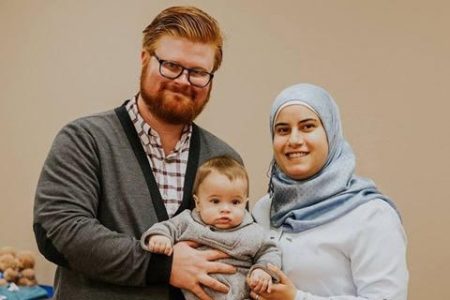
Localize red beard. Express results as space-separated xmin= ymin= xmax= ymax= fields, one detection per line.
xmin=140 ymin=65 xmax=210 ymax=125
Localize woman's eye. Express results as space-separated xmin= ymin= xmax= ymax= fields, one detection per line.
xmin=302 ymin=123 xmax=316 ymax=131
xmin=276 ymin=127 xmax=289 ymax=135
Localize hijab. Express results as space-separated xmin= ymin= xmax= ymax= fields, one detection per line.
xmin=269 ymin=83 xmax=399 ymax=233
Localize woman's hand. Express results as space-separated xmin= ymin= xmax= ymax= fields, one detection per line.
xmin=248 ymin=264 xmax=297 ymax=300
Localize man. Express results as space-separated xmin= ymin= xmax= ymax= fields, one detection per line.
xmin=33 ymin=6 xmax=241 ymax=300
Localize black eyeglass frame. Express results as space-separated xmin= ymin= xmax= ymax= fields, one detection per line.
xmin=153 ymin=54 xmax=214 ymax=88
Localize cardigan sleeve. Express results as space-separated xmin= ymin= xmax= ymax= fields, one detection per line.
xmin=33 ymin=121 xmax=170 ymax=286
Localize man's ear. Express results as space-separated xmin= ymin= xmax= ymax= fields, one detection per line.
xmin=141 ymin=50 xmax=150 ymax=65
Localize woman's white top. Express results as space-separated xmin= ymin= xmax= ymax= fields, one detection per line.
xmin=252 ymin=195 xmax=409 ymax=300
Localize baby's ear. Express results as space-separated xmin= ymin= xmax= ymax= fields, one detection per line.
xmin=193 ymin=195 xmax=201 ymax=212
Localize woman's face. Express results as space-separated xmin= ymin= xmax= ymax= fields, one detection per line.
xmin=273 ymin=104 xmax=329 ymax=180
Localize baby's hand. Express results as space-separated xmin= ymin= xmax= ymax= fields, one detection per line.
xmin=248 ymin=268 xmax=273 ymax=293
xmin=147 ymin=235 xmax=173 ymax=256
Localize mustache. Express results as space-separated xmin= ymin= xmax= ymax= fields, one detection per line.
xmin=163 ymin=83 xmax=195 ymax=98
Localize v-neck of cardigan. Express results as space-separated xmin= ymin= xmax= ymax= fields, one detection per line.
xmin=114 ymin=101 xmax=200 ymax=221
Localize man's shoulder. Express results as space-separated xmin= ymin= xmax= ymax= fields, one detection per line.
xmin=195 ymin=125 xmax=242 ymax=164
xmin=61 ymin=108 xmax=121 ymax=135
xmin=70 ymin=108 xmax=118 ymax=127
xmin=49 ymin=107 xmax=125 ymax=151
xmin=196 ymin=125 xmax=227 ymax=145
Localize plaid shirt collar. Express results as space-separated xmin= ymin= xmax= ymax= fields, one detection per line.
xmin=126 ymin=95 xmax=192 ymax=158
xmin=125 ymin=95 xmax=192 ymax=217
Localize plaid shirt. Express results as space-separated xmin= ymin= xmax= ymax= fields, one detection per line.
xmin=126 ymin=96 xmax=192 ymax=217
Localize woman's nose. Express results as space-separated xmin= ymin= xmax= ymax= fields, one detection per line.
xmin=289 ymin=130 xmax=304 ymax=146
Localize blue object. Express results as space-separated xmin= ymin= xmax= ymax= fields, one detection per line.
xmin=0 ymin=284 xmax=52 ymax=299
xmin=38 ymin=285 xmax=53 ymax=298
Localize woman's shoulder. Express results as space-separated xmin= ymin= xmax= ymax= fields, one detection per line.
xmin=345 ymin=199 xmax=404 ymax=237
xmin=252 ymin=194 xmax=271 ymax=215
xmin=352 ymin=199 xmax=401 ymax=223
xmin=251 ymin=194 xmax=272 ymax=227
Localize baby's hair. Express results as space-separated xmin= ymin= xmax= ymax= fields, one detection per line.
xmin=193 ymin=156 xmax=249 ymax=196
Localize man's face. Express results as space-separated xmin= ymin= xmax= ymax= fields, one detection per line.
xmin=140 ymin=36 xmax=215 ymax=125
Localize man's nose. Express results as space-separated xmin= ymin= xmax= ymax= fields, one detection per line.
xmin=173 ymin=69 xmax=191 ymax=85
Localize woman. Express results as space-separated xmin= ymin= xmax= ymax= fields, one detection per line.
xmin=250 ymin=83 xmax=408 ymax=300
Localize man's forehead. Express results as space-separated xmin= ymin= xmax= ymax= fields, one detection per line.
xmin=154 ymin=36 xmax=215 ymax=69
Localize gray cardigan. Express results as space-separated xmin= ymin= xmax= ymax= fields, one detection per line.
xmin=33 ymin=102 xmax=241 ymax=300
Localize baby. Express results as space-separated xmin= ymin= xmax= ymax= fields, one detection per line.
xmin=140 ymin=156 xmax=281 ymax=300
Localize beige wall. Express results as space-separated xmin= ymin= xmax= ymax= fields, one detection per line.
xmin=1 ymin=0 xmax=449 ymax=298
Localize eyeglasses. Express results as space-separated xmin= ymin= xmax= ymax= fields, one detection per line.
xmin=153 ymin=54 xmax=214 ymax=88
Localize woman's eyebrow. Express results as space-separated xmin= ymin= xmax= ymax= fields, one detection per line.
xmin=299 ymin=118 xmax=318 ymax=123
xmin=275 ymin=118 xmax=318 ymax=126
xmin=274 ymin=122 xmax=289 ymax=127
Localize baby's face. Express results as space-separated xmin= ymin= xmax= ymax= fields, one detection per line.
xmin=195 ymin=171 xmax=248 ymax=229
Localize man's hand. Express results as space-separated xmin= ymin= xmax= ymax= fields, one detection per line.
xmin=170 ymin=241 xmax=236 ymax=300
xmin=147 ymin=235 xmax=173 ymax=256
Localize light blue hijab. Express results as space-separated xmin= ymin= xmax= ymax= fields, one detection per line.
xmin=269 ymin=83 xmax=399 ymax=233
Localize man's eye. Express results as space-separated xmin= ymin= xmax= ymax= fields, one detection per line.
xmin=190 ymin=69 xmax=209 ymax=78
xmin=163 ymin=62 xmax=181 ymax=71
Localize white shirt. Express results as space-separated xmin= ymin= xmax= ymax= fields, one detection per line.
xmin=252 ymin=196 xmax=409 ymax=300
